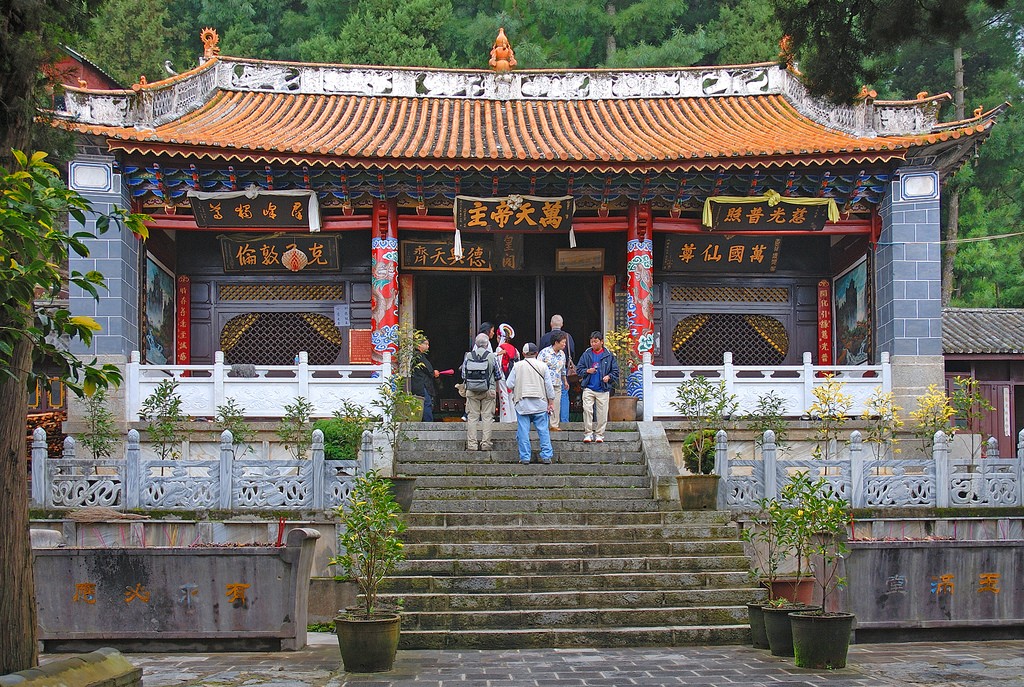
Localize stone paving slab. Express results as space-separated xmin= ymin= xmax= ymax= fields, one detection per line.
xmin=47 ymin=635 xmax=1024 ymax=687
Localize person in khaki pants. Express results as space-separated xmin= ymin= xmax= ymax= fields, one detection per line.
xmin=461 ymin=333 xmax=502 ymax=451
xmin=538 ymin=331 xmax=568 ymax=431
xmin=575 ymin=331 xmax=619 ymax=443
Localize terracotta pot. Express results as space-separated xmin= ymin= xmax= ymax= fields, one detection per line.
xmin=790 ymin=611 xmax=855 ymax=669
xmin=335 ymin=612 xmax=401 ymax=673
xmin=762 ymin=603 xmax=820 ymax=657
xmin=675 ymin=474 xmax=720 ymax=510
xmin=770 ymin=578 xmax=815 ymax=604
xmin=608 ymin=394 xmax=638 ymax=421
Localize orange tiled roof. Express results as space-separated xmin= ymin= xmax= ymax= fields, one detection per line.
xmin=51 ymin=58 xmax=1002 ymax=173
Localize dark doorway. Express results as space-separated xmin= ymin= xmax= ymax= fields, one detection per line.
xmin=478 ymin=276 xmax=539 ymax=348
xmin=544 ymin=275 xmax=602 ymax=366
xmin=415 ymin=274 xmax=471 ymax=409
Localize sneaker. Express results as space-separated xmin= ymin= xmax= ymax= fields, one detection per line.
xmin=541 ymin=458 xmax=552 ymax=464
xmin=519 ymin=459 xmax=531 ymax=465
xmin=583 ymin=435 xmax=594 ymax=443
xmin=595 ymin=436 xmax=605 ymax=443
xmin=480 ymin=443 xmax=493 ymax=451
xmin=467 ymin=442 xmax=478 ymax=451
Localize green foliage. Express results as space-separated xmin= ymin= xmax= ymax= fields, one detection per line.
xmin=806 ymin=374 xmax=854 ymax=461
xmin=79 ymin=387 xmax=119 ymax=459
xmin=215 ymin=397 xmax=255 ymax=458
xmin=276 ymin=396 xmax=316 ymax=460
xmin=331 ymin=470 xmax=407 ymax=618
xmin=909 ymin=384 xmax=955 ymax=458
xmin=860 ymin=387 xmax=903 ymax=460
xmin=671 ymin=375 xmax=737 ymax=474
xmin=742 ymin=391 xmax=790 ymax=455
xmin=80 ymin=0 xmax=175 ymax=85
xmin=139 ymin=379 xmax=190 ymax=460
xmin=370 ymin=375 xmax=421 ymax=455
xmin=682 ymin=429 xmax=716 ymax=474
xmin=740 ymin=495 xmax=789 ymax=599
xmin=314 ymin=401 xmax=378 ymax=461
xmin=602 ymin=326 xmax=640 ymax=381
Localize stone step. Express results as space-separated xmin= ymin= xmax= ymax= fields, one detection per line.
xmin=414 ymin=486 xmax=648 ymax=501
xmin=410 ymin=498 xmax=661 ymax=513
xmin=402 ymin=524 xmax=737 ymax=544
xmin=395 ymin=604 xmax=748 ymax=631
xmin=399 ymin=462 xmax=649 ymax=477
xmin=395 ymin=554 xmax=752 ymax=575
xmin=384 ymin=588 xmax=760 ymax=612
xmin=401 ymin=540 xmax=745 ymax=559
xmin=400 ymin=422 xmax=639 ymax=436
xmin=410 ymin=475 xmax=649 ymax=489
xmin=387 ymin=570 xmax=756 ymax=593
xmin=403 ymin=511 xmax=733 ymax=528
xmin=398 ymin=624 xmax=752 ymax=649
xmin=398 ymin=443 xmax=644 ymax=459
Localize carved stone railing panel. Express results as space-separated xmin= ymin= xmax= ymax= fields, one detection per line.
xmin=233 ymin=461 xmax=313 ymax=509
xmin=141 ymin=460 xmax=219 ymax=509
xmin=46 ymin=459 xmax=124 ymax=508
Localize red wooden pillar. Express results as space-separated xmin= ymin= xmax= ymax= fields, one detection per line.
xmin=370 ymin=199 xmax=399 ymax=360
xmin=626 ymin=202 xmax=654 ymax=372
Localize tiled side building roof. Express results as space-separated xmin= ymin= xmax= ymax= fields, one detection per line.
xmin=943 ymin=308 xmax=1024 ymax=355
xmin=51 ymin=56 xmax=1003 ymax=175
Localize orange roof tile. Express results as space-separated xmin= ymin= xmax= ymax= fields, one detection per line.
xmin=51 ymin=59 xmax=1002 ymax=174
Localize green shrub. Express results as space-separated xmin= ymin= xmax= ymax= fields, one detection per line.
xmin=682 ymin=429 xmax=716 ymax=474
xmin=314 ymin=401 xmax=376 ymax=461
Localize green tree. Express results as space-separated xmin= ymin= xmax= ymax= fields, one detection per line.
xmin=0 ymin=150 xmax=147 ymax=673
xmin=81 ymin=0 xmax=175 ymax=85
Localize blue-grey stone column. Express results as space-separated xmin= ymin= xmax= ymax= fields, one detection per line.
xmin=875 ymin=166 xmax=944 ymax=412
xmin=66 ymin=155 xmax=141 ymax=428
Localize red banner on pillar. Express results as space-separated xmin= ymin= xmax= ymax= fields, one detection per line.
xmin=176 ymin=275 xmax=191 ymax=365
xmin=817 ymin=279 xmax=832 ymax=365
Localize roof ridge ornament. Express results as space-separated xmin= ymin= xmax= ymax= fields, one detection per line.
xmin=201 ymin=28 xmax=220 ymax=60
xmin=489 ymin=28 xmax=516 ymax=73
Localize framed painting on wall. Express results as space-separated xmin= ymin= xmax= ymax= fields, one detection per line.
xmin=833 ymin=256 xmax=871 ymax=365
xmin=144 ymin=255 xmax=175 ymax=364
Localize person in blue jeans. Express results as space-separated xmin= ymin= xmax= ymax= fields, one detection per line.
xmin=505 ymin=342 xmax=555 ymax=464
xmin=539 ymin=315 xmax=575 ymax=423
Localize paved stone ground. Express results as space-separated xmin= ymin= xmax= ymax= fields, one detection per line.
xmin=71 ymin=634 xmax=1024 ymax=687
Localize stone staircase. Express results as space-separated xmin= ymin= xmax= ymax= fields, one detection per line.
xmin=384 ymin=421 xmax=762 ymax=649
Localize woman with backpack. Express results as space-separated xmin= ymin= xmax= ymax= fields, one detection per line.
xmin=495 ymin=323 xmax=519 ymax=423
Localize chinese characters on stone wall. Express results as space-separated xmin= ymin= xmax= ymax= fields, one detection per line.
xmin=71 ymin=581 xmax=253 ymax=608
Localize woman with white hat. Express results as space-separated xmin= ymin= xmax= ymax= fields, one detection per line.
xmin=495 ymin=323 xmax=519 ymax=423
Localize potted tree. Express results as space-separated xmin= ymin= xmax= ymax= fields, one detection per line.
xmin=740 ymin=494 xmax=789 ymax=649
xmin=603 ymin=326 xmax=641 ymax=421
xmin=788 ymin=477 xmax=855 ymax=669
xmin=671 ymin=375 xmax=736 ymax=509
xmin=332 ymin=470 xmax=407 ymax=672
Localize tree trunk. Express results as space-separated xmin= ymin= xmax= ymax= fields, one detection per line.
xmin=942 ymin=45 xmax=965 ymax=305
xmin=0 ymin=330 xmax=38 ymax=674
xmin=605 ymin=1 xmax=616 ymax=62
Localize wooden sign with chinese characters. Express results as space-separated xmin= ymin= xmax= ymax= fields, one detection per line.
xmin=400 ymin=236 xmax=523 ymax=272
xmin=817 ymin=279 xmax=833 ymax=365
xmin=220 ymin=234 xmax=339 ymax=273
xmin=706 ymin=200 xmax=831 ymax=231
xmin=193 ymin=193 xmax=313 ymax=229
xmin=455 ymin=195 xmax=574 ymax=233
xmin=176 ymin=275 xmax=191 ymax=365
xmin=662 ymin=235 xmax=782 ymax=273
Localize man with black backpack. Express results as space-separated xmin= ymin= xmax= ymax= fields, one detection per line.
xmin=460 ymin=333 xmax=502 ymax=451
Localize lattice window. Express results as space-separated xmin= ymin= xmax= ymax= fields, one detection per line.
xmin=221 ymin=312 xmax=342 ymax=365
xmin=219 ymin=283 xmax=345 ymax=301
xmin=671 ymin=313 xmax=788 ymax=365
xmin=669 ymin=286 xmax=789 ymax=303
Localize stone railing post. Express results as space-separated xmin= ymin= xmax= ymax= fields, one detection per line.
xmin=986 ymin=435 xmax=999 ymax=459
xmin=219 ymin=429 xmax=234 ymax=510
xmin=126 ymin=350 xmax=141 ymax=422
xmin=297 ymin=351 xmax=310 ymax=399
xmin=382 ymin=351 xmax=392 ymax=379
xmin=849 ymin=430 xmax=864 ymax=508
xmin=213 ymin=351 xmax=226 ymax=411
xmin=311 ymin=429 xmax=325 ymax=511
xmin=802 ymin=352 xmax=815 ymax=413
xmin=125 ymin=429 xmax=141 ymax=509
xmin=722 ymin=352 xmax=735 ymax=398
xmin=359 ymin=429 xmax=374 ymax=475
xmin=715 ymin=430 xmax=728 ymax=509
xmin=762 ymin=429 xmax=777 ymax=501
xmin=31 ymin=427 xmax=48 ymax=507
xmin=933 ymin=431 xmax=950 ymax=508
xmin=880 ymin=351 xmax=892 ymax=392
xmin=62 ymin=435 xmax=76 ymax=459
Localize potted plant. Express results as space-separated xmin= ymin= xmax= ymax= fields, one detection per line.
xmin=760 ymin=472 xmax=823 ymax=657
xmin=788 ymin=476 xmax=855 ymax=669
xmin=332 ymin=470 xmax=407 ymax=672
xmin=740 ymin=495 xmax=790 ymax=649
xmin=671 ymin=375 xmax=736 ymax=509
xmin=603 ymin=326 xmax=641 ymax=421
xmin=369 ymin=378 xmax=419 ymax=511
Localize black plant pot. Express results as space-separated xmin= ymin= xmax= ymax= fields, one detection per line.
xmin=335 ymin=612 xmax=401 ymax=673
xmin=747 ymin=602 xmax=769 ymax=649
xmin=790 ymin=612 xmax=856 ymax=669
xmin=762 ymin=604 xmax=820 ymax=657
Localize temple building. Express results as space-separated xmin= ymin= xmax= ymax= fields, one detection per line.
xmin=50 ymin=29 xmax=1003 ymax=417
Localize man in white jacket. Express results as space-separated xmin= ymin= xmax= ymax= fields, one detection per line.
xmin=505 ymin=343 xmax=555 ymax=465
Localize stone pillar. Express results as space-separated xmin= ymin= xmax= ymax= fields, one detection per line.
xmin=626 ymin=203 xmax=654 ymax=398
xmin=65 ymin=155 xmax=139 ymax=428
xmin=875 ymin=167 xmax=944 ymax=412
xmin=370 ymin=199 xmax=399 ymax=360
